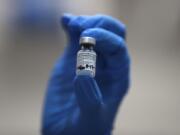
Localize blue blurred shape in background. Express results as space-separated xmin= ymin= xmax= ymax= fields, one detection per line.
xmin=14 ymin=0 xmax=61 ymax=32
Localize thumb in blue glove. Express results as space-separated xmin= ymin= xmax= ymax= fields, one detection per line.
xmin=42 ymin=14 xmax=130 ymax=135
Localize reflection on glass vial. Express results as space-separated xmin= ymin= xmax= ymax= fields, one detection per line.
xmin=76 ymin=37 xmax=96 ymax=77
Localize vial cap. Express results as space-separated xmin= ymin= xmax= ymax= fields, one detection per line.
xmin=79 ymin=37 xmax=96 ymax=46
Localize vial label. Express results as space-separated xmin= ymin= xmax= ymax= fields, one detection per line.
xmin=76 ymin=51 xmax=96 ymax=77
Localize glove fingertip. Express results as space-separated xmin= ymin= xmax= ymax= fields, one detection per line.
xmin=60 ymin=13 xmax=74 ymax=29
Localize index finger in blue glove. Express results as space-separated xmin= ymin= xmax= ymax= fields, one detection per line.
xmin=61 ymin=14 xmax=126 ymax=39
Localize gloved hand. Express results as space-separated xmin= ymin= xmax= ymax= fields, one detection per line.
xmin=42 ymin=14 xmax=130 ymax=135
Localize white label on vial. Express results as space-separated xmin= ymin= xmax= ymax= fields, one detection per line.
xmin=76 ymin=51 xmax=96 ymax=77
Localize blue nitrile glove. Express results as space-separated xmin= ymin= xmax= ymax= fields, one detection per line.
xmin=42 ymin=14 xmax=130 ymax=135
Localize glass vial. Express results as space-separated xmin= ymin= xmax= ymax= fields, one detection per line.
xmin=76 ymin=37 xmax=96 ymax=77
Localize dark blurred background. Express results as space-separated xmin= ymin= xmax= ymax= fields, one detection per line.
xmin=0 ymin=0 xmax=180 ymax=135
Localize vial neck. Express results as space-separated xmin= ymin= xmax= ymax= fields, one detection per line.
xmin=81 ymin=44 xmax=94 ymax=50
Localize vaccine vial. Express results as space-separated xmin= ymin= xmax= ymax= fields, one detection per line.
xmin=76 ymin=37 xmax=96 ymax=77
